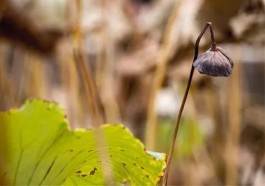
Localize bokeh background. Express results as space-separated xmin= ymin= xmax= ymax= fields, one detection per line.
xmin=0 ymin=0 xmax=264 ymax=185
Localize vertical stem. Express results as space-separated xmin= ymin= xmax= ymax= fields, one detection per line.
xmin=163 ymin=22 xmax=213 ymax=185
xmin=0 ymin=55 xmax=8 ymax=185
xmin=145 ymin=1 xmax=183 ymax=150
xmin=73 ymin=50 xmax=104 ymax=127
xmin=98 ymin=0 xmax=121 ymax=123
xmin=209 ymin=23 xmax=215 ymax=44
xmin=72 ymin=0 xmax=104 ymax=127
xmin=225 ymin=45 xmax=241 ymax=185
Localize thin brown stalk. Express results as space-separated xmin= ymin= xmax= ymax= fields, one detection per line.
xmin=225 ymin=45 xmax=241 ymax=185
xmin=163 ymin=22 xmax=213 ymax=186
xmin=72 ymin=0 xmax=104 ymax=127
xmin=73 ymin=49 xmax=104 ymax=127
xmin=63 ymin=0 xmax=85 ymax=128
xmin=56 ymin=42 xmax=80 ymax=128
xmin=145 ymin=0 xmax=183 ymax=150
xmin=0 ymin=49 xmax=8 ymax=185
xmin=97 ymin=0 xmax=121 ymax=123
xmin=71 ymin=0 xmax=113 ymax=184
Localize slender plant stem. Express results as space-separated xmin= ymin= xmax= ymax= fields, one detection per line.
xmin=163 ymin=22 xmax=213 ymax=186
xmin=209 ymin=24 xmax=215 ymax=44
xmin=145 ymin=1 xmax=183 ymax=150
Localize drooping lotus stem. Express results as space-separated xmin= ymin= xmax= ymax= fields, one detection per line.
xmin=163 ymin=22 xmax=233 ymax=185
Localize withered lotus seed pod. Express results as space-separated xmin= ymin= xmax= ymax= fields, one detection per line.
xmin=193 ymin=44 xmax=234 ymax=77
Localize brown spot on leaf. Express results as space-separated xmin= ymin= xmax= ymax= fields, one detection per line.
xmin=89 ymin=168 xmax=97 ymax=175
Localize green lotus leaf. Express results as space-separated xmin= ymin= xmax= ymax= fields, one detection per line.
xmin=0 ymin=99 xmax=165 ymax=185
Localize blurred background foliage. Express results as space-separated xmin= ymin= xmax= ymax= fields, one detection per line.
xmin=0 ymin=0 xmax=264 ymax=185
